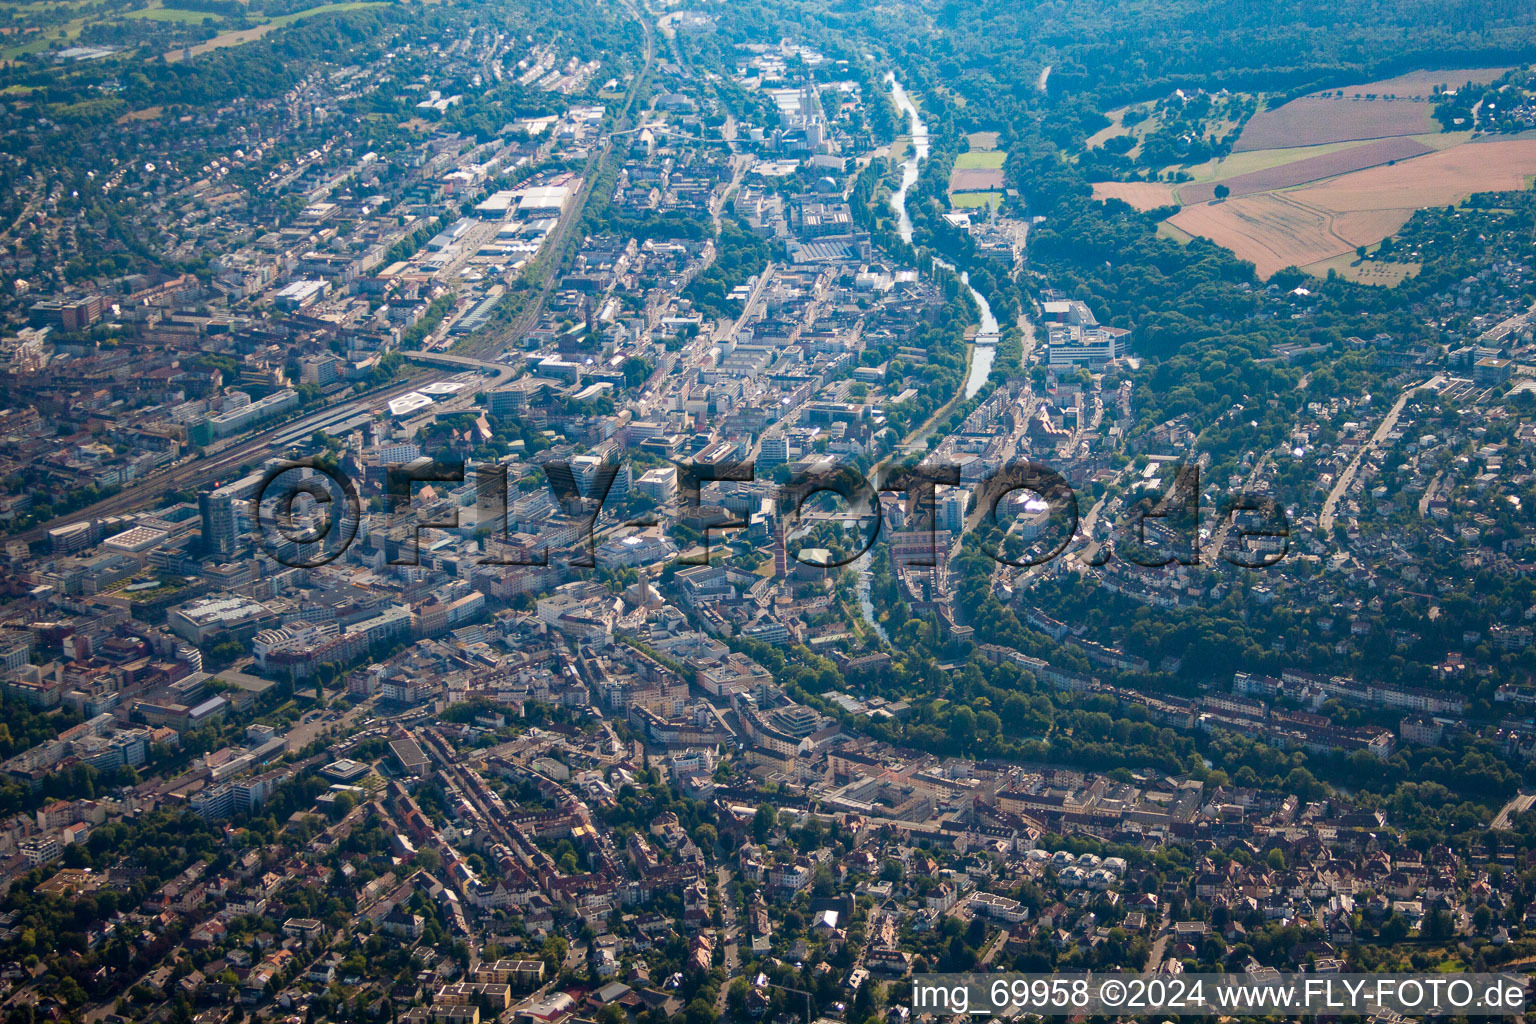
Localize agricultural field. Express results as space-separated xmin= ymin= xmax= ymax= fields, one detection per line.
xmin=0 ymin=0 xmax=386 ymax=63
xmin=1175 ymin=136 xmax=1433 ymax=204
xmin=1167 ymin=193 xmax=1355 ymax=277
xmin=1090 ymin=180 xmax=1176 ymax=210
xmin=1164 ymin=135 xmax=1536 ymax=277
xmin=1232 ymin=67 xmax=1511 ymax=151
xmin=1155 ymin=220 xmax=1196 ymax=244
xmin=1090 ymin=67 xmax=1536 ymax=282
xmin=0 ymin=0 xmax=218 ymax=59
xmin=1292 ymin=135 xmax=1536 ymax=209
xmin=1335 ymin=67 xmax=1516 ymax=95
xmin=126 ymin=3 xmax=220 ymax=22
xmin=115 ymin=104 xmax=165 ymax=122
xmin=1175 ymin=139 xmax=1372 ymax=183
xmin=1232 ymin=94 xmax=1439 ymax=152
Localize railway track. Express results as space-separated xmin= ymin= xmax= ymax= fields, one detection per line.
xmin=11 ymin=372 xmax=434 ymax=544
xmin=459 ymin=0 xmax=655 ymax=361
xmin=13 ymin=4 xmax=658 ymax=547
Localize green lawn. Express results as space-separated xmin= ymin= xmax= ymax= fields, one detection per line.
xmin=1156 ymin=220 xmax=1195 ymax=244
xmin=164 ymin=1 xmax=389 ymax=59
xmin=951 ymin=191 xmax=1003 ymax=209
xmin=269 ymin=2 xmax=388 ymax=27
xmin=954 ymin=150 xmax=1005 ymax=170
xmin=1176 ymin=139 xmax=1366 ymax=183
xmin=1 ymin=19 xmax=86 ymax=59
xmin=1302 ymin=251 xmax=1420 ymax=286
xmin=126 ymin=5 xmax=222 ymax=22
xmin=1165 ymin=130 xmax=1469 ymax=188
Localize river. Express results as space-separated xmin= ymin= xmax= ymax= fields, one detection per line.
xmin=951 ymin=264 xmax=996 ymax=400
xmin=854 ymin=560 xmax=888 ymax=643
xmin=886 ymin=73 xmax=996 ymax=398
xmin=855 ymin=76 xmax=1000 ymax=638
xmin=886 ymin=73 xmax=928 ymax=247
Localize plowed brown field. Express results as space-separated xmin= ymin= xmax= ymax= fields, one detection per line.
xmin=1164 ymin=137 xmax=1536 ymax=276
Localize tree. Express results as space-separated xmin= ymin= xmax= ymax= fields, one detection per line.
xmin=693 ymin=823 xmax=718 ymax=855
xmin=1213 ymin=183 xmax=1230 ymax=200
xmin=684 ymin=997 xmax=719 ymax=1024
xmin=753 ymin=803 xmax=778 ymax=842
xmin=947 ymin=705 xmax=977 ymax=746
xmin=726 ymin=979 xmax=748 ymax=1018
xmin=330 ymin=791 xmax=356 ymax=820
xmin=539 ymin=935 xmax=569 ymax=977
xmin=1473 ymin=904 xmax=1494 ymax=932
xmin=622 ymin=356 xmax=653 ymax=388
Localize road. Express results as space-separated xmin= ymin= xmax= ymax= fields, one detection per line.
xmin=649 ymin=0 xmax=754 ymax=350
xmin=1418 ymin=470 xmax=1445 ymax=517
xmin=1492 ymin=790 xmax=1536 ymax=830
xmin=402 ymin=349 xmax=517 ymax=387
xmin=432 ymin=218 xmax=503 ymax=287
xmin=1318 ymin=379 xmax=1427 ymax=534
xmin=1016 ymin=310 xmax=1038 ymax=363
xmin=709 ymin=114 xmax=746 ymax=228
xmin=961 ymin=393 xmax=1039 ymax=535
xmin=286 ymin=696 xmax=375 ymax=751
xmin=673 ymin=133 xmax=749 ymax=346
xmin=713 ymin=864 xmax=740 ymax=1011
xmin=717 ymin=260 xmax=775 ymax=343
xmin=1142 ymin=907 xmax=1173 ymax=974
xmin=978 ymin=924 xmax=1009 ymax=966
xmin=1475 ymin=302 xmax=1535 ymax=345
xmin=1204 ymin=451 xmax=1272 ymax=566
xmin=12 ymin=348 xmax=519 ymax=546
xmin=691 ymin=143 xmax=749 ymax=281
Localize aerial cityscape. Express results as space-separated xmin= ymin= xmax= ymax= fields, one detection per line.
xmin=2 ymin=0 xmax=1536 ymax=1021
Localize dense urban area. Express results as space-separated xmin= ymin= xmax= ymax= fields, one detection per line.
xmin=4 ymin=0 xmax=1536 ymax=1023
